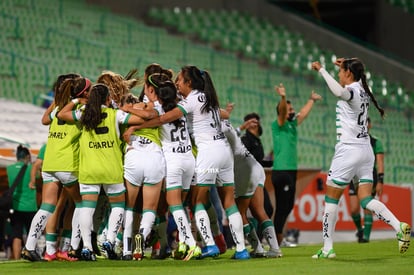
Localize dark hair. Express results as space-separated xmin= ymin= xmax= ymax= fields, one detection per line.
xmin=56 ymin=77 xmax=90 ymax=110
xmin=51 ymin=73 xmax=81 ymax=109
xmin=16 ymin=144 xmax=30 ymax=160
xmin=342 ymin=58 xmax=385 ymax=119
xmin=52 ymin=73 xmax=80 ymax=94
xmin=244 ymin=112 xmax=260 ymax=121
xmin=80 ymin=84 xmax=110 ymax=131
xmin=139 ymin=64 xmax=173 ymax=102
xmin=180 ymin=66 xmax=219 ymax=114
xmin=243 ymin=112 xmax=262 ymax=136
xmin=147 ymin=73 xmax=181 ymax=127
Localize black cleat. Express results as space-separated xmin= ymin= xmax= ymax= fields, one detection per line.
xmin=21 ymin=247 xmax=45 ymax=262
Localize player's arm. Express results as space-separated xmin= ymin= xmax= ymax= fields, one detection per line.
xmin=311 ymin=61 xmax=351 ymax=100
xmin=57 ymin=98 xmax=87 ymax=122
xmin=297 ymin=91 xmax=322 ymax=126
xmin=275 ymin=83 xmax=287 ymax=126
xmin=29 ymin=158 xmax=42 ymax=189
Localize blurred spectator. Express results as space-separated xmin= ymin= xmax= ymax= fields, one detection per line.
xmin=6 ymin=145 xmax=38 ymax=260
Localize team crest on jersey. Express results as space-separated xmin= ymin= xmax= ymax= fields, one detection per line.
xmin=197 ymin=94 xmax=206 ymax=103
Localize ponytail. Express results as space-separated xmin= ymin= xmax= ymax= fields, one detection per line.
xmin=344 ymin=58 xmax=385 ymax=119
xmin=361 ymin=74 xmax=385 ymax=119
xmin=81 ymin=84 xmax=109 ymax=131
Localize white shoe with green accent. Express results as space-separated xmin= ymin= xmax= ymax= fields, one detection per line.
xmin=312 ymin=248 xmax=336 ymax=259
xmin=397 ymin=222 xmax=411 ymax=254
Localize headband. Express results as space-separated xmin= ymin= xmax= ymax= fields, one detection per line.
xmin=75 ymin=78 xmax=91 ymax=97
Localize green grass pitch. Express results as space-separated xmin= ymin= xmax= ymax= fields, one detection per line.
xmin=1 ymin=239 xmax=412 ymax=275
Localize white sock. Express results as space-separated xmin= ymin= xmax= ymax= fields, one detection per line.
xmin=70 ymin=205 xmax=81 ymax=250
xmin=106 ymin=206 xmax=124 ymax=244
xmin=194 ymin=204 xmax=215 ymax=246
xmin=171 ymin=205 xmax=196 ymax=247
xmin=226 ymin=207 xmax=246 ymax=252
xmin=45 ymin=233 xmax=57 ymax=255
xmin=26 ymin=209 xmax=53 ymax=250
xmin=123 ymin=209 xmax=134 ymax=255
xmin=261 ymin=220 xmax=280 ymax=250
xmin=366 ymin=199 xmax=400 ymax=231
xmin=322 ymin=202 xmax=338 ymax=252
xmin=140 ymin=210 xmax=156 ymax=240
xmin=79 ymin=206 xmax=95 ymax=250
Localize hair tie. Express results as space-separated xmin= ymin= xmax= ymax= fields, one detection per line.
xmin=199 ymin=70 xmax=205 ymax=76
xmin=148 ymin=74 xmax=159 ymax=88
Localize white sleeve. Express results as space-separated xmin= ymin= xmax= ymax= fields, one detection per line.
xmin=319 ymin=68 xmax=351 ymax=100
xmin=177 ymin=96 xmax=193 ymax=115
xmin=73 ymin=109 xmax=82 ymax=121
xmin=116 ymin=109 xmax=129 ymax=124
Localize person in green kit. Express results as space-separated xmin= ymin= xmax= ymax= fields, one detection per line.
xmin=7 ymin=144 xmax=38 ymax=260
xmin=271 ymin=83 xmax=321 ymax=245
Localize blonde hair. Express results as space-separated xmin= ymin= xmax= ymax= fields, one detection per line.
xmin=97 ymin=70 xmax=140 ymax=104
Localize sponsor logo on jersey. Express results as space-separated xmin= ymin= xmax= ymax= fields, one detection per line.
xmin=48 ymin=131 xmax=67 ymax=139
xmin=88 ymin=140 xmax=115 ymax=149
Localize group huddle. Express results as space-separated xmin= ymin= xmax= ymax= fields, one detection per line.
xmin=20 ymin=64 xmax=281 ymax=262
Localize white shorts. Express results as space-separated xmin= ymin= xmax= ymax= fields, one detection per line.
xmin=327 ymin=143 xmax=374 ymax=189
xmin=79 ymin=183 xmax=125 ymax=197
xmin=164 ymin=151 xmax=195 ymax=192
xmin=195 ymin=144 xmax=234 ymax=187
xmin=124 ymin=148 xmax=166 ymax=186
xmin=42 ymin=171 xmax=78 ymax=186
xmin=234 ymin=155 xmax=265 ymax=198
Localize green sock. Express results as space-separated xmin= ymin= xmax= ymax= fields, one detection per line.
xmin=363 ymin=213 xmax=373 ymax=241
xmin=352 ymin=213 xmax=362 ymax=231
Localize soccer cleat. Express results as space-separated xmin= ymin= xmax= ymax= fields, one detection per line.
xmin=68 ymin=246 xmax=81 ymax=260
xmin=81 ymin=248 xmax=97 ymax=261
xmin=356 ymin=229 xmax=364 ymax=243
xmin=214 ymin=234 xmax=227 ymax=254
xmin=250 ymin=251 xmax=266 ymax=258
xmin=145 ymin=229 xmax=159 ymax=248
xmin=56 ymin=250 xmax=78 ymax=261
xmin=183 ymin=245 xmax=201 ymax=261
xmin=280 ymin=239 xmax=298 ymax=247
xmin=312 ymin=248 xmax=336 ymax=259
xmin=173 ymin=242 xmax=188 ymax=260
xmin=397 ymin=222 xmax=411 ymax=254
xmin=21 ymin=247 xmax=44 ymax=262
xmin=266 ymin=248 xmax=283 ymax=258
xmin=133 ymin=233 xmax=144 ymax=260
xmin=121 ymin=254 xmax=133 ymax=261
xmin=232 ymin=248 xmax=250 ymax=260
xmin=198 ymin=245 xmax=220 ymax=259
xmin=102 ymin=241 xmax=117 ymax=260
xmin=44 ymin=252 xmax=57 ymax=262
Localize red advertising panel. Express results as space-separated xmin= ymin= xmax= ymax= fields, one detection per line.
xmin=286 ymin=173 xmax=412 ymax=230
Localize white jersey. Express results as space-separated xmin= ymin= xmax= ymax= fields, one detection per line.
xmin=159 ymin=108 xmax=192 ymax=154
xmin=221 ymin=120 xmax=264 ymax=197
xmin=177 ymin=89 xmax=227 ymax=150
xmin=336 ymin=81 xmax=370 ymax=144
xmin=158 ymin=108 xmax=195 ymax=191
